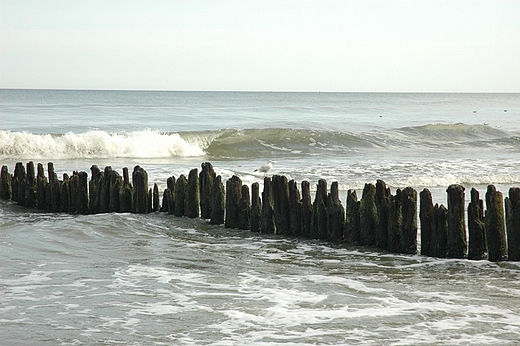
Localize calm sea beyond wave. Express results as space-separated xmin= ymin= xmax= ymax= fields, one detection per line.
xmin=1 ymin=89 xmax=520 ymax=345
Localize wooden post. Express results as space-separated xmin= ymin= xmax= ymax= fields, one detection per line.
xmin=174 ymin=174 xmax=187 ymax=217
xmin=36 ymin=163 xmax=47 ymax=210
xmin=311 ymin=179 xmax=328 ymax=240
xmin=109 ymin=170 xmax=122 ymax=213
xmin=46 ymin=162 xmax=60 ymax=212
xmin=0 ymin=165 xmax=12 ymax=200
xmin=186 ymin=168 xmax=199 ymax=218
xmin=420 ymin=189 xmax=434 ymax=257
xmin=485 ymin=185 xmax=508 ymax=261
xmin=100 ymin=166 xmax=112 ymax=213
xmin=60 ymin=173 xmax=70 ymax=212
xmin=210 ymin=175 xmax=225 ymax=225
xmin=446 ymin=184 xmax=467 ymax=258
xmin=251 ymin=182 xmax=262 ymax=232
xmin=24 ymin=161 xmax=36 ymax=208
xmin=387 ymin=194 xmax=402 ymax=253
xmin=89 ymin=165 xmax=102 ymax=214
xmin=164 ymin=176 xmax=175 ymax=215
xmin=360 ymin=183 xmax=377 ymax=246
xmin=199 ymin=162 xmax=215 ymax=219
xmin=376 ymin=180 xmax=390 ymax=249
xmin=132 ymin=165 xmax=149 ymax=214
xmin=77 ymin=171 xmax=89 ymax=214
xmin=301 ymin=181 xmax=312 ymax=238
xmin=432 ymin=204 xmax=448 ymax=258
xmin=12 ymin=162 xmax=25 ymax=204
xmin=328 ymin=181 xmax=345 ymax=242
xmin=468 ymin=188 xmax=487 ymax=260
xmin=261 ymin=177 xmax=275 ymax=234
xmin=272 ymin=175 xmax=290 ymax=235
xmin=225 ymin=175 xmax=242 ymax=229
xmin=152 ymin=183 xmax=160 ymax=212
xmin=346 ymin=189 xmax=360 ymax=244
xmin=238 ymin=185 xmax=251 ymax=230
xmin=120 ymin=167 xmax=133 ymax=213
xmin=399 ymin=187 xmax=417 ymax=254
xmin=289 ymin=179 xmax=302 ymax=237
xmin=505 ymin=187 xmax=520 ymax=261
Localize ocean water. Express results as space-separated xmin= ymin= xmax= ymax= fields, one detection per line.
xmin=1 ymin=89 xmax=520 ymax=345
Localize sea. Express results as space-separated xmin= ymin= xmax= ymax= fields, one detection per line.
xmin=1 ymin=89 xmax=520 ymax=345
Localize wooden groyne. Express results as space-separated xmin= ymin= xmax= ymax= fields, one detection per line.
xmin=1 ymin=161 xmax=519 ymax=262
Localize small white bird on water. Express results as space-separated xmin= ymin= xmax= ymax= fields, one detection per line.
xmin=255 ymin=160 xmax=274 ymax=177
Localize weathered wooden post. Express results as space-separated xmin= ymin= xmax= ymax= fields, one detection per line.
xmin=345 ymin=189 xmax=360 ymax=244
xmin=301 ymin=181 xmax=312 ymax=238
xmin=0 ymin=165 xmax=12 ymax=200
xmin=210 ymin=175 xmax=225 ymax=225
xmin=60 ymin=173 xmax=70 ymax=212
xmin=467 ymin=188 xmax=487 ymax=260
xmin=99 ymin=166 xmax=112 ymax=213
xmin=46 ymin=162 xmax=60 ymax=212
xmin=163 ymin=176 xmax=175 ymax=215
xmin=360 ymin=183 xmax=377 ymax=246
xmin=251 ymin=182 xmax=262 ymax=232
xmin=186 ymin=168 xmax=199 ymax=218
xmin=387 ymin=194 xmax=402 ymax=253
xmin=77 ymin=171 xmax=89 ymax=214
xmin=376 ymin=180 xmax=390 ymax=249
xmin=108 ymin=170 xmax=123 ymax=213
xmin=132 ymin=165 xmax=149 ymax=214
xmin=272 ymin=175 xmax=290 ymax=235
xmin=399 ymin=187 xmax=417 ymax=254
xmin=89 ymin=165 xmax=102 ymax=214
xmin=311 ymin=179 xmax=328 ymax=240
xmin=199 ymin=162 xmax=215 ymax=219
xmin=12 ymin=162 xmax=25 ymax=204
xmin=289 ymin=179 xmax=302 ymax=237
xmin=174 ymin=174 xmax=187 ymax=217
xmin=23 ymin=162 xmax=36 ymax=208
xmin=432 ymin=204 xmax=448 ymax=258
xmin=327 ymin=181 xmax=345 ymax=242
xmin=261 ymin=177 xmax=275 ymax=234
xmin=152 ymin=183 xmax=160 ymax=212
xmin=506 ymin=187 xmax=520 ymax=261
xmin=420 ymin=189 xmax=434 ymax=257
xmin=238 ymin=185 xmax=251 ymax=230
xmin=485 ymin=185 xmax=507 ymax=261
xmin=120 ymin=167 xmax=133 ymax=213
xmin=36 ymin=163 xmax=47 ymax=210
xmin=225 ymin=175 xmax=242 ymax=229
xmin=446 ymin=184 xmax=467 ymax=258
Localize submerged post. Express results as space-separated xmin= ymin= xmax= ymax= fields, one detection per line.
xmin=200 ymin=162 xmax=215 ymax=219
xmin=238 ymin=185 xmax=251 ymax=230
xmin=210 ymin=175 xmax=225 ymax=225
xmin=360 ymin=183 xmax=377 ymax=246
xmin=420 ymin=189 xmax=434 ymax=257
xmin=301 ymin=181 xmax=312 ymax=238
xmin=272 ymin=175 xmax=290 ymax=235
xmin=311 ymin=179 xmax=328 ymax=240
xmin=186 ymin=168 xmax=199 ymax=218
xmin=225 ymin=175 xmax=242 ymax=229
xmin=261 ymin=177 xmax=275 ymax=234
xmin=251 ymin=182 xmax=262 ymax=232
xmin=345 ymin=189 xmax=360 ymax=244
xmin=399 ymin=187 xmax=417 ymax=254
xmin=0 ymin=165 xmax=12 ymax=200
xmin=288 ymin=179 xmax=302 ymax=237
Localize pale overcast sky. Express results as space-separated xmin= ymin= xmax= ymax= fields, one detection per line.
xmin=1 ymin=0 xmax=519 ymax=92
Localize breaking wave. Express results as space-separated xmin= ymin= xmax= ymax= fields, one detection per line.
xmin=1 ymin=123 xmax=518 ymax=160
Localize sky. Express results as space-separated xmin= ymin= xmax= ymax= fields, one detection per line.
xmin=1 ymin=0 xmax=519 ymax=92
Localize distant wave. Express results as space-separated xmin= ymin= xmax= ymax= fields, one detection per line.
xmin=1 ymin=123 xmax=518 ymax=160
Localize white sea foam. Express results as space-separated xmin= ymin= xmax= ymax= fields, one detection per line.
xmin=0 ymin=130 xmax=206 ymax=159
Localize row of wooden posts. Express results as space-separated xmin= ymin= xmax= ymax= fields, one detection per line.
xmin=1 ymin=161 xmax=519 ymax=262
